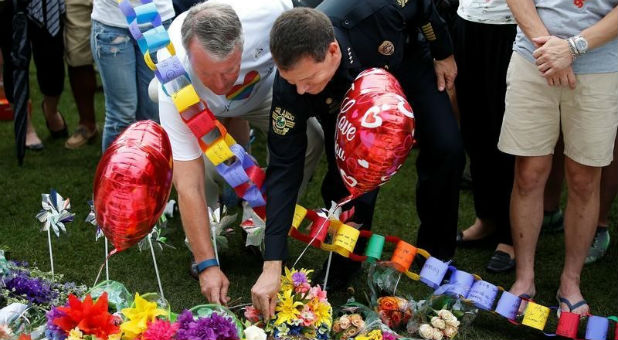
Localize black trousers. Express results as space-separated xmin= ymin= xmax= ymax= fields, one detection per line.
xmin=0 ymin=0 xmax=65 ymax=103
xmin=454 ymin=17 xmax=516 ymax=246
xmin=319 ymin=49 xmax=465 ymax=266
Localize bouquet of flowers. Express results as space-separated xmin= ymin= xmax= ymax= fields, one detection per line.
xmin=375 ymin=297 xmax=413 ymax=331
xmin=246 ymin=268 xmax=332 ymax=340
xmin=119 ymin=293 xmax=169 ymax=340
xmin=45 ymin=293 xmax=121 ymax=340
xmin=407 ymin=295 xmax=476 ymax=340
xmin=332 ymin=313 xmax=365 ymax=339
xmin=332 ymin=301 xmax=399 ymax=340
xmin=0 ymin=252 xmax=87 ymax=338
xmin=174 ymin=308 xmax=239 ymax=340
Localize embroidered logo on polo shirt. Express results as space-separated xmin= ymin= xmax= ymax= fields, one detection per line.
xmin=397 ymin=0 xmax=408 ymax=7
xmin=272 ymin=107 xmax=296 ymax=135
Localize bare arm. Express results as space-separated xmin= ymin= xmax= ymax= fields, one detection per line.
xmin=507 ymin=0 xmax=549 ymax=45
xmin=174 ymin=157 xmax=230 ymax=304
xmin=581 ymin=6 xmax=618 ymax=50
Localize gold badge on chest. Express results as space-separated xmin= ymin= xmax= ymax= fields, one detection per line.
xmin=378 ymin=40 xmax=395 ymax=56
xmin=396 ymin=0 xmax=408 ymax=7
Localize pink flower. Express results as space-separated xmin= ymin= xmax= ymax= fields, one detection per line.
xmin=142 ymin=320 xmax=179 ymax=340
xmin=300 ymin=305 xmax=316 ymax=326
xmin=308 ymin=286 xmax=328 ymax=302
xmin=383 ymin=332 xmax=398 ymax=340
xmin=244 ymin=306 xmax=261 ymax=323
xmin=294 ymin=283 xmax=311 ymax=294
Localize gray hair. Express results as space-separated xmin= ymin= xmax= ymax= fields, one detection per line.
xmin=181 ymin=2 xmax=244 ymax=60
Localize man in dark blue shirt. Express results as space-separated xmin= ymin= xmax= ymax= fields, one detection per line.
xmin=251 ymin=0 xmax=464 ymax=319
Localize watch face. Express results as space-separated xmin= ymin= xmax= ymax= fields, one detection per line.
xmin=575 ymin=37 xmax=588 ymax=52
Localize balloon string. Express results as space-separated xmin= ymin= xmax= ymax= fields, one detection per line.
xmin=93 ymin=249 xmax=118 ymax=287
xmin=393 ymin=272 xmax=402 ymax=296
xmin=212 ymin=226 xmax=219 ymax=264
xmin=47 ymin=227 xmax=54 ymax=277
xmin=148 ymin=236 xmax=165 ymax=302
xmin=105 ymin=237 xmax=109 ymax=281
xmin=292 ymin=202 xmax=343 ymax=271
xmin=323 ymin=251 xmax=333 ymax=289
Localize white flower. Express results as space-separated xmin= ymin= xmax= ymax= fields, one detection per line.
xmin=244 ymin=325 xmax=267 ymax=340
xmin=444 ymin=316 xmax=459 ymax=328
xmin=419 ymin=324 xmax=435 ymax=339
xmin=437 ymin=309 xmax=454 ymax=320
xmin=431 ymin=328 xmax=444 ymax=340
xmin=443 ymin=325 xmax=458 ymax=339
xmin=431 ymin=316 xmax=446 ymax=330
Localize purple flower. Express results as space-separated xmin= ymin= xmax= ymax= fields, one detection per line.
xmin=45 ymin=306 xmax=67 ymax=340
xmin=291 ymin=271 xmax=308 ymax=286
xmin=2 ymin=271 xmax=56 ymax=304
xmin=176 ymin=310 xmax=238 ymax=340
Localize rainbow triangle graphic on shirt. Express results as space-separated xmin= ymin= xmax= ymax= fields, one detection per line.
xmin=226 ymin=70 xmax=260 ymax=101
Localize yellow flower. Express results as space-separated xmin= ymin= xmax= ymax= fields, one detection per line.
xmin=308 ymin=297 xmax=332 ymax=328
xmin=356 ymin=330 xmax=383 ymax=340
xmin=68 ymin=327 xmax=84 ymax=340
xmin=274 ymin=289 xmax=302 ymax=326
xmin=120 ymin=293 xmax=167 ymax=340
xmin=107 ymin=334 xmax=122 ymax=340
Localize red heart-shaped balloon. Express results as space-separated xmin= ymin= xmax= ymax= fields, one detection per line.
xmin=335 ymin=68 xmax=415 ymax=201
xmin=93 ymin=121 xmax=173 ymax=251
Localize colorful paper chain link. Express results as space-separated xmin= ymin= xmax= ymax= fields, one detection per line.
xmin=120 ymin=2 xmax=617 ymax=339
xmin=289 ymin=204 xmax=618 ymax=340
xmin=119 ymin=0 xmax=266 ymax=219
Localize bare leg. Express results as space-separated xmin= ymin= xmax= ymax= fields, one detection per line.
xmin=598 ymin=133 xmax=618 ymax=227
xmin=544 ymin=137 xmax=564 ymax=212
xmin=26 ymin=108 xmax=43 ymax=146
xmin=509 ymin=155 xmax=553 ymax=298
xmin=42 ymin=95 xmax=65 ymax=131
xmin=559 ymin=157 xmax=601 ymax=315
xmin=68 ymin=65 xmax=96 ymax=131
xmin=460 ymin=217 xmax=495 ymax=240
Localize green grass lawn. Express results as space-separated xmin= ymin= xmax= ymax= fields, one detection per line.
xmin=0 ymin=66 xmax=616 ymax=339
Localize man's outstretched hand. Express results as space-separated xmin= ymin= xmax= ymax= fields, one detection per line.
xmin=251 ymin=261 xmax=282 ymax=320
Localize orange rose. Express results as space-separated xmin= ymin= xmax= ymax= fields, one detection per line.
xmin=391 ymin=310 xmax=403 ymax=327
xmin=377 ymin=297 xmax=399 ymax=312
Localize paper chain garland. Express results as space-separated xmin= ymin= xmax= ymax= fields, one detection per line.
xmin=118 ymin=0 xmax=267 ymax=219
xmin=118 ymin=2 xmax=617 ymax=339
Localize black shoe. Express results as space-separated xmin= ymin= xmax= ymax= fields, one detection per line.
xmin=486 ymin=250 xmax=515 ymax=273
xmin=456 ymin=231 xmax=495 ymax=248
xmin=190 ymin=260 xmax=199 ymax=280
xmin=42 ymin=101 xmax=68 ymax=139
xmin=26 ymin=142 xmax=44 ymax=151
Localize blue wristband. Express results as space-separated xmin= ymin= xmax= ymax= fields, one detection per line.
xmin=195 ymin=258 xmax=219 ymax=274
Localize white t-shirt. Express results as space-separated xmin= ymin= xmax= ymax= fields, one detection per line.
xmin=159 ymin=0 xmax=292 ymax=161
xmin=457 ymin=0 xmax=515 ymax=25
xmin=92 ymin=0 xmax=175 ymax=28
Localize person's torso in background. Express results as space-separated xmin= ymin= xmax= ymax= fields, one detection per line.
xmin=92 ymin=0 xmax=175 ymax=28
xmin=514 ymin=0 xmax=618 ymax=74
xmin=457 ymin=0 xmax=515 ymax=24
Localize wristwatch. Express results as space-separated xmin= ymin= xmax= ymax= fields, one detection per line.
xmin=568 ymin=35 xmax=589 ymax=55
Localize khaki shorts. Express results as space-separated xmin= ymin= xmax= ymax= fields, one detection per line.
xmin=64 ymin=0 xmax=93 ymax=67
xmin=498 ymin=53 xmax=618 ymax=167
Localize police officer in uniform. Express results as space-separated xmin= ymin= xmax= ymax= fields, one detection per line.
xmin=251 ymin=0 xmax=464 ymax=319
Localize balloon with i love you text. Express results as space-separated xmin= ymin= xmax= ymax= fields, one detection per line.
xmin=335 ymin=68 xmax=415 ymax=201
xmin=93 ymin=121 xmax=173 ymax=251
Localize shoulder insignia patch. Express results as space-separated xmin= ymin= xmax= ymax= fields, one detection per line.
xmin=272 ymin=107 xmax=296 ymax=135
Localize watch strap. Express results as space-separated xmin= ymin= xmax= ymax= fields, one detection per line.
xmin=195 ymin=258 xmax=219 ymax=274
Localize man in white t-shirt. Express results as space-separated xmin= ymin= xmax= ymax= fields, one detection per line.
xmin=158 ymin=0 xmax=324 ymax=304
